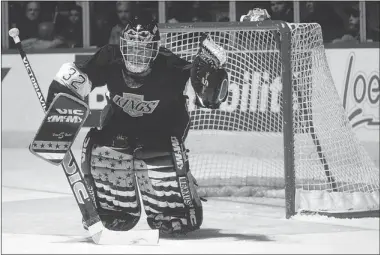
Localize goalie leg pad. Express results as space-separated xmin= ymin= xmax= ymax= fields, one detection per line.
xmin=81 ymin=130 xmax=141 ymax=231
xmin=134 ymin=137 xmax=203 ymax=235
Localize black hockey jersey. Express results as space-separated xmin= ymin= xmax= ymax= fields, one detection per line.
xmin=51 ymin=44 xmax=193 ymax=143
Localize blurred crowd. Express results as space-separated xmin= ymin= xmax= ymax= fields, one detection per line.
xmin=6 ymin=1 xmax=379 ymax=50
xmin=9 ymin=1 xmax=83 ymax=49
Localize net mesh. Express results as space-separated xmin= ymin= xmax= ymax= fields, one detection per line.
xmin=160 ymin=23 xmax=379 ymax=212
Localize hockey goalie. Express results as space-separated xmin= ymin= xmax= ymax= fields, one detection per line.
xmin=38 ymin=14 xmax=229 ymax=235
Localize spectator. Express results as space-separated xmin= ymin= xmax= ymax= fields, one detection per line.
xmin=53 ymin=2 xmax=78 ymax=34
xmin=300 ymin=2 xmax=345 ymax=42
xmin=91 ymin=12 xmax=112 ymax=47
xmin=109 ymin=1 xmax=135 ymax=45
xmin=269 ymin=1 xmax=293 ymax=22
xmin=56 ymin=5 xmax=83 ymax=48
xmin=166 ymin=1 xmax=180 ymax=23
xmin=301 ymin=1 xmax=320 ymax=22
xmin=167 ymin=17 xmax=179 ymax=23
xmin=21 ymin=21 xmax=65 ymax=50
xmin=38 ymin=21 xmax=55 ymax=40
xmin=9 ymin=1 xmax=63 ymax=50
xmin=188 ymin=1 xmax=211 ymax=22
xmin=332 ymin=4 xmax=360 ymax=43
xmin=12 ymin=1 xmax=41 ymax=41
xmin=347 ymin=6 xmax=360 ymax=37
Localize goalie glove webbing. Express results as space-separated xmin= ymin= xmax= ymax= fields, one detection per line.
xmin=191 ymin=34 xmax=229 ymax=109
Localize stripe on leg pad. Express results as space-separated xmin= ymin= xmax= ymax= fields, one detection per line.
xmin=91 ymin=145 xmax=139 ymax=214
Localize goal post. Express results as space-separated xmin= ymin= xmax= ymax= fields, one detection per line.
xmin=275 ymin=21 xmax=296 ymax=219
xmin=158 ymin=21 xmax=379 ymax=219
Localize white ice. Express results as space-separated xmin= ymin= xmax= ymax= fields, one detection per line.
xmin=1 ymin=148 xmax=379 ymax=254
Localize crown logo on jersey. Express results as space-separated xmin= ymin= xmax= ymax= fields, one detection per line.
xmin=113 ymin=93 xmax=160 ymax=117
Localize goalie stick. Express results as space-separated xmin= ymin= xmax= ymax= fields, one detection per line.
xmin=8 ymin=28 xmax=159 ymax=245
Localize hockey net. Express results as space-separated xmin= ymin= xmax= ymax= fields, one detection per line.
xmin=159 ymin=22 xmax=379 ymax=215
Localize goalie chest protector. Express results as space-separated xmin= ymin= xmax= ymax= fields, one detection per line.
xmin=29 ymin=93 xmax=90 ymax=165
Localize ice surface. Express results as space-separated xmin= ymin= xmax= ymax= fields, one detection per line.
xmin=1 ymin=149 xmax=379 ymax=254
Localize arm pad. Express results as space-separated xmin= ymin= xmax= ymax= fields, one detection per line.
xmin=53 ymin=62 xmax=92 ymax=100
xmin=46 ymin=62 xmax=92 ymax=109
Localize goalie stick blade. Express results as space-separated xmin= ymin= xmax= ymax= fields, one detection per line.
xmin=93 ymin=229 xmax=159 ymax=246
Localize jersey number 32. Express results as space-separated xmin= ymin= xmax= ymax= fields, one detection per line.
xmin=54 ymin=62 xmax=92 ymax=99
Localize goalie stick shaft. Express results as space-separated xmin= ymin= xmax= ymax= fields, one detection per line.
xmin=9 ymin=30 xmax=104 ymax=241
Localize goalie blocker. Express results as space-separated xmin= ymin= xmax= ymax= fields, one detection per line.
xmin=29 ymin=93 xmax=90 ymax=165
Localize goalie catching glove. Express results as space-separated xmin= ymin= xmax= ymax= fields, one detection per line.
xmin=190 ymin=33 xmax=229 ymax=109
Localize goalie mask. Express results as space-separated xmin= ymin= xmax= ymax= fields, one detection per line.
xmin=120 ymin=16 xmax=160 ymax=74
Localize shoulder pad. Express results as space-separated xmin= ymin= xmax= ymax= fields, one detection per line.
xmin=158 ymin=47 xmax=191 ymax=71
xmin=101 ymin=44 xmax=120 ymax=56
xmin=102 ymin=44 xmax=122 ymax=59
xmin=76 ymin=44 xmax=122 ymax=69
xmin=158 ymin=47 xmax=173 ymax=57
xmin=54 ymin=63 xmax=92 ymax=99
xmin=105 ymin=44 xmax=123 ymax=65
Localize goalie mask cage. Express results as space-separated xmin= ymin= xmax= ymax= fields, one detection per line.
xmin=159 ymin=21 xmax=379 ymax=219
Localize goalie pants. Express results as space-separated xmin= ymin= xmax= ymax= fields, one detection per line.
xmin=81 ymin=128 xmax=203 ymax=234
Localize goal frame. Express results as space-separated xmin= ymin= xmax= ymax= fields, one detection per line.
xmin=159 ymin=20 xmax=297 ymax=218
xmin=159 ymin=21 xmax=380 ymax=219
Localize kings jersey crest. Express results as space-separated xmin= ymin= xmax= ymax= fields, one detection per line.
xmin=113 ymin=92 xmax=160 ymax=117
